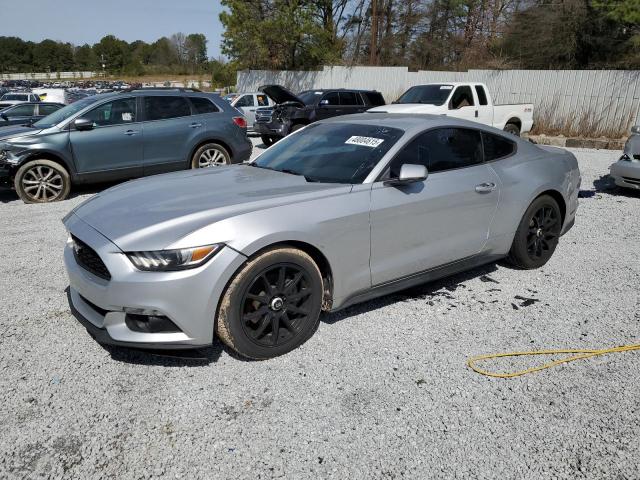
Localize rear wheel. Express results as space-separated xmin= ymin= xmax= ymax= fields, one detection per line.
xmin=191 ymin=143 xmax=230 ymax=168
xmin=216 ymin=247 xmax=323 ymax=359
xmin=260 ymin=135 xmax=277 ymax=147
xmin=14 ymin=159 xmax=70 ymax=203
xmin=504 ymin=123 xmax=521 ymax=136
xmin=507 ymin=195 xmax=562 ymax=269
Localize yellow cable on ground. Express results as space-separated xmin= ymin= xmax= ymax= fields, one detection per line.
xmin=467 ymin=344 xmax=640 ymax=378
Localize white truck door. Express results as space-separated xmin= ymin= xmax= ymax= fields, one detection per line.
xmin=447 ymin=85 xmax=477 ymax=123
xmin=474 ymin=85 xmax=493 ymax=126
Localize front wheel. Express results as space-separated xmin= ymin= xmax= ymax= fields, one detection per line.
xmin=507 ymin=195 xmax=562 ymax=269
xmin=216 ymin=247 xmax=323 ymax=359
xmin=14 ymin=159 xmax=71 ymax=203
xmin=260 ymin=135 xmax=277 ymax=147
xmin=191 ymin=143 xmax=230 ymax=168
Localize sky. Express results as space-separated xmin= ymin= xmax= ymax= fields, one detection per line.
xmin=0 ymin=0 xmax=227 ymax=58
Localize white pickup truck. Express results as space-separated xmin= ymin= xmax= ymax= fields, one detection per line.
xmin=369 ymin=82 xmax=534 ymax=136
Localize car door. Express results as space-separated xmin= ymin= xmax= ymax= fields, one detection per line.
xmin=316 ymin=92 xmax=342 ymax=120
xmin=447 ymin=85 xmax=477 ymax=123
xmin=369 ymin=127 xmax=500 ymax=285
xmin=1 ymin=104 xmax=36 ymax=125
xmin=234 ymin=94 xmax=257 ymax=125
xmin=141 ymin=95 xmax=195 ymax=175
xmin=69 ymin=96 xmax=143 ymax=178
xmin=474 ymin=85 xmax=492 ymax=126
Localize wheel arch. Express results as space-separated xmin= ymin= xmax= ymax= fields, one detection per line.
xmin=20 ymin=150 xmax=73 ymax=175
xmin=536 ymin=189 xmax=566 ymax=225
xmin=238 ymin=240 xmax=334 ymax=311
xmin=505 ymin=117 xmax=522 ymax=130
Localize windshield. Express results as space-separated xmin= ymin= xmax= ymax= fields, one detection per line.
xmin=396 ymin=85 xmax=453 ymax=105
xmin=2 ymin=94 xmax=28 ymax=101
xmin=253 ymin=123 xmax=404 ymax=184
xmin=297 ymin=91 xmax=323 ymax=105
xmin=33 ymin=96 xmax=101 ymax=128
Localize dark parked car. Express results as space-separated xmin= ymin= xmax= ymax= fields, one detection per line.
xmin=0 ymin=102 xmax=64 ymax=127
xmin=253 ymin=85 xmax=385 ymax=146
xmin=0 ymin=89 xmax=252 ymax=203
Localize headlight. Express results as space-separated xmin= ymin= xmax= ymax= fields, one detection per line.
xmin=126 ymin=244 xmax=223 ymax=271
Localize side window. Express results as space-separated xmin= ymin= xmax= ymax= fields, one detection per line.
xmin=450 ymin=86 xmax=474 ymax=109
xmin=340 ymin=91 xmax=363 ymax=106
xmin=84 ymin=98 xmax=137 ymax=127
xmin=386 ymin=128 xmax=483 ymax=177
xmin=475 ymin=86 xmax=488 ymax=106
xmin=321 ymin=92 xmax=340 ymax=106
xmin=235 ymin=95 xmax=255 ymax=107
xmin=256 ymin=94 xmax=269 ymax=106
xmin=6 ymin=104 xmax=36 ymax=117
xmin=39 ymin=104 xmax=62 ymax=116
xmin=144 ymin=96 xmax=191 ymax=121
xmin=482 ymin=131 xmax=515 ymax=161
xmin=189 ymin=97 xmax=219 ymax=114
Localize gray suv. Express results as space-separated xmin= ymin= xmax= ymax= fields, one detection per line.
xmin=0 ymin=89 xmax=252 ymax=203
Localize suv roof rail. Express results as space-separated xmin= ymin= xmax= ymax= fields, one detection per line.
xmin=121 ymin=87 xmax=202 ymax=93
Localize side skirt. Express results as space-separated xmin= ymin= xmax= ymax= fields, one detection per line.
xmin=333 ymin=253 xmax=505 ymax=312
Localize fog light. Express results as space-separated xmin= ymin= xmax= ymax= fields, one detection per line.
xmin=124 ymin=312 xmax=181 ymax=333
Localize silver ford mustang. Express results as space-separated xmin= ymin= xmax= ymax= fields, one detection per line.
xmin=63 ymin=114 xmax=581 ymax=359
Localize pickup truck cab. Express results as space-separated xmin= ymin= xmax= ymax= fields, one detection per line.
xmin=368 ymin=82 xmax=533 ymax=136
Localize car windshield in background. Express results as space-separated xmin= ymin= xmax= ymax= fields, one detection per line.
xmin=253 ymin=123 xmax=404 ymax=184
xmin=33 ymin=96 xmax=101 ymax=128
xmin=396 ymin=85 xmax=453 ymax=105
xmin=297 ymin=91 xmax=323 ymax=105
xmin=2 ymin=94 xmax=28 ymax=101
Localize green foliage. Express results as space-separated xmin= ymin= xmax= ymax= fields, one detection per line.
xmin=220 ymin=0 xmax=343 ymax=70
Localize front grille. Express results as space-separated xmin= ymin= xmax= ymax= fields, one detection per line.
xmin=72 ymin=235 xmax=111 ymax=280
xmin=255 ymin=108 xmax=273 ymax=123
xmin=622 ymin=176 xmax=640 ymax=185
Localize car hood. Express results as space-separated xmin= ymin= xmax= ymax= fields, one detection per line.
xmin=0 ymin=125 xmax=42 ymax=141
xmin=368 ymin=103 xmax=444 ymax=114
xmin=259 ymin=85 xmax=303 ymax=105
xmin=68 ymin=165 xmax=348 ymax=251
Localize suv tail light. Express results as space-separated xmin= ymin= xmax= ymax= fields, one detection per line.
xmin=232 ymin=116 xmax=247 ymax=128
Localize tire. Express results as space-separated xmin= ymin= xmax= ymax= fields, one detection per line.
xmin=190 ymin=143 xmax=230 ymax=169
xmin=507 ymin=195 xmax=562 ymax=269
xmin=504 ymin=123 xmax=521 ymax=136
xmin=290 ymin=124 xmax=305 ymax=133
xmin=216 ymin=247 xmax=323 ymax=360
xmin=14 ymin=159 xmax=71 ymax=203
xmin=261 ymin=135 xmax=276 ymax=147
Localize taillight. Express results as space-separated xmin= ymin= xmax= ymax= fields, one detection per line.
xmin=232 ymin=116 xmax=247 ymax=128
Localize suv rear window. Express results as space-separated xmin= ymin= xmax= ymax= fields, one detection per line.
xmin=144 ymin=96 xmax=191 ymax=121
xmin=189 ymin=97 xmax=219 ymax=114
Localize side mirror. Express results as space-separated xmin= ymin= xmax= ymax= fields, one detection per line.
xmin=74 ymin=118 xmax=94 ymax=131
xmin=384 ymin=164 xmax=428 ymax=186
xmin=631 ymin=125 xmax=640 ymax=135
xmin=0 ymin=113 xmax=7 ymax=121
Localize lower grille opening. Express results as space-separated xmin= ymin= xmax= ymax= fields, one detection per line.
xmin=622 ymin=177 xmax=640 ymax=185
xmin=125 ymin=314 xmax=181 ymax=333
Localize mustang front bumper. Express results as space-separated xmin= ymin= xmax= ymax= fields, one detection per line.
xmin=610 ymin=158 xmax=640 ymax=190
xmin=63 ymin=213 xmax=247 ymax=349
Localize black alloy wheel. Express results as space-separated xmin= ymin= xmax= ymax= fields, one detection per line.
xmin=526 ymin=205 xmax=560 ymax=260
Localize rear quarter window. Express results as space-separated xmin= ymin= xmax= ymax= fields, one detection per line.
xmin=482 ymin=131 xmax=516 ymax=161
xmin=189 ymin=97 xmax=220 ymax=114
xmin=362 ymin=91 xmax=385 ymax=106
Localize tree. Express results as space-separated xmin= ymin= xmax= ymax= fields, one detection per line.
xmin=75 ymin=44 xmax=98 ymax=70
xmin=93 ymin=35 xmax=130 ymax=73
xmin=185 ymin=33 xmax=208 ymax=72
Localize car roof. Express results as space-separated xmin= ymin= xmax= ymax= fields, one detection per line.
xmin=299 ymin=88 xmax=380 ymax=93
xmin=321 ymin=112 xmax=514 ymax=137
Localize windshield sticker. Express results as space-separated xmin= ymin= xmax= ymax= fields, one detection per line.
xmin=122 ymin=113 xmax=133 ymax=121
xmin=440 ymin=85 xmax=454 ymax=90
xmin=345 ymin=136 xmax=384 ymax=148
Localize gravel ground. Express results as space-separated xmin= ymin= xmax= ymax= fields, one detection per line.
xmin=0 ymin=143 xmax=639 ymax=479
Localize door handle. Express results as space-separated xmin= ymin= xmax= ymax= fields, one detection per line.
xmin=475 ymin=182 xmax=496 ymax=193
xmin=189 ymin=122 xmax=203 ymax=128
xmin=475 ymin=110 xmax=479 ymax=118
xmin=124 ymin=130 xmax=139 ymax=136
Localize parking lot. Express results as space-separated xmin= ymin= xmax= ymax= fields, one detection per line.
xmin=0 ymin=142 xmax=638 ymax=479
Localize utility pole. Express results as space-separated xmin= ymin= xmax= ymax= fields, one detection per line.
xmin=369 ymin=0 xmax=378 ymax=65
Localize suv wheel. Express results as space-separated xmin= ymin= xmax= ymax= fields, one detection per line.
xmin=216 ymin=247 xmax=323 ymax=359
xmin=14 ymin=159 xmax=71 ymax=203
xmin=191 ymin=143 xmax=230 ymax=168
xmin=504 ymin=123 xmax=521 ymax=136
xmin=261 ymin=135 xmax=277 ymax=147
